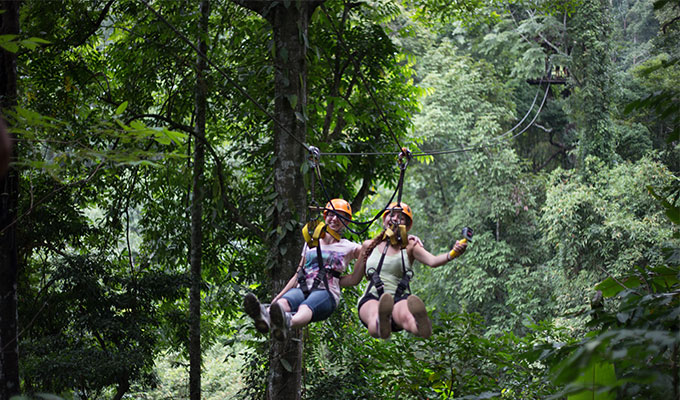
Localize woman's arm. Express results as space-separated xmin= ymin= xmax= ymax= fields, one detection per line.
xmin=339 ymin=241 xmax=369 ymax=287
xmin=411 ymin=240 xmax=467 ymax=268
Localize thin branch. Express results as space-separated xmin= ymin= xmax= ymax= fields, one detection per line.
xmin=533 ymin=123 xmax=553 ymax=133
xmin=662 ymin=16 xmax=680 ymax=34
xmin=534 ymin=148 xmax=566 ymax=172
xmin=0 ymin=162 xmax=105 ymax=235
xmin=126 ymin=114 xmax=267 ymax=241
xmin=598 ymin=265 xmax=642 ymax=296
xmin=63 ymin=0 xmax=116 ymax=48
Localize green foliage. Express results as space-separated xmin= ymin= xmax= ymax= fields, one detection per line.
xmin=301 ymin=296 xmax=559 ymax=400
xmin=569 ymin=0 xmax=616 ymax=165
xmin=543 ymin=261 xmax=680 ymax=399
xmin=19 ymin=254 xmax=187 ymax=396
xmin=625 ymin=55 xmax=680 ymax=145
xmin=127 ymin=340 xmax=252 ymax=399
xmin=402 ymin=38 xmax=552 ymax=333
xmin=540 ymin=156 xmax=675 ymax=321
xmin=9 ymin=0 xmax=680 ymax=398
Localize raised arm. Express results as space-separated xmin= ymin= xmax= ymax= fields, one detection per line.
xmin=411 ymin=239 xmax=467 ymax=268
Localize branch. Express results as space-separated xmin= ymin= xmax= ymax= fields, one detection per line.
xmin=66 ymin=0 xmax=116 ymax=48
xmin=230 ymin=0 xmax=268 ymax=15
xmin=127 ymin=113 xmax=193 ymax=134
xmin=351 ymin=167 xmax=373 ymax=215
xmin=0 ymin=162 xmax=105 ymax=235
xmin=533 ymin=123 xmax=553 ymax=133
xmin=662 ymin=15 xmax=680 ymax=34
xmin=126 ymin=114 xmax=266 ymax=241
xmin=534 ymin=148 xmax=566 ymax=172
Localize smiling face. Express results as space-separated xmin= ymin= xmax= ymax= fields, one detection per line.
xmin=325 ymin=210 xmax=350 ymax=233
xmin=383 ymin=210 xmax=412 ymax=231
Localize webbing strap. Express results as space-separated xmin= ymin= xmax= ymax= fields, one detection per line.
xmin=394 ymin=249 xmax=413 ymax=298
xmin=365 ymin=241 xmax=391 ymax=297
xmin=302 ymin=221 xmax=340 ymax=248
xmin=297 ymin=242 xmax=339 ymax=308
xmin=366 ymin=240 xmax=413 ymax=299
xmin=383 ymin=224 xmax=409 ymax=249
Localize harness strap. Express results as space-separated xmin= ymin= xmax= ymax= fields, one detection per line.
xmin=297 ymin=241 xmax=340 ymax=308
xmin=366 ymin=239 xmax=414 ymax=299
xmin=302 ymin=221 xmax=341 ymax=248
xmin=383 ymin=224 xmax=409 ymax=249
xmin=365 ymin=240 xmax=391 ymax=297
xmin=394 ymin=249 xmax=413 ymax=298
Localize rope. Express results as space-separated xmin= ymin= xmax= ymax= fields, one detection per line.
xmin=319 ymin=81 xmax=552 ymax=158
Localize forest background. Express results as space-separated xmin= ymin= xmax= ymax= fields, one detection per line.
xmin=0 ymin=0 xmax=678 ymax=399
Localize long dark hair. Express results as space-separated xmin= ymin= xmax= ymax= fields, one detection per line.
xmin=360 ymin=229 xmax=386 ymax=276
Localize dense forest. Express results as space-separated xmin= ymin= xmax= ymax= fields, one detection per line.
xmin=0 ymin=0 xmax=678 ymax=399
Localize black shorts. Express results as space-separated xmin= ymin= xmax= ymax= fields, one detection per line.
xmin=357 ymin=292 xmax=410 ymax=332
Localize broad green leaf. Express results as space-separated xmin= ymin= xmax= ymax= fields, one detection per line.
xmin=115 ymin=101 xmax=129 ymax=115
xmin=287 ymin=94 xmax=298 ymax=109
xmin=1 ymin=40 xmax=19 ymax=53
xmin=567 ymin=361 xmax=616 ymax=400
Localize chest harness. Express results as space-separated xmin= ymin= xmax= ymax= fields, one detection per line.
xmin=365 ymin=222 xmax=413 ymax=299
xmin=365 ymin=150 xmax=415 ymax=299
xmin=298 ymin=221 xmax=343 ymax=307
xmin=297 ymin=147 xmax=343 ymax=307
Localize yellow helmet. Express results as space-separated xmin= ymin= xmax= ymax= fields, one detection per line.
xmin=383 ymin=202 xmax=413 ymax=228
xmin=324 ymin=198 xmax=352 ymax=220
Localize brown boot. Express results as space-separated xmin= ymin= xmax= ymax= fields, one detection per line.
xmin=407 ymin=295 xmax=432 ymax=338
xmin=243 ymin=292 xmax=270 ymax=334
xmin=269 ymin=301 xmax=291 ymax=341
xmin=377 ymin=293 xmax=394 ymax=339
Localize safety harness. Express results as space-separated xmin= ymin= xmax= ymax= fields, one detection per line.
xmin=297 ymin=147 xmax=343 ymax=307
xmin=365 ymin=148 xmax=414 ymax=299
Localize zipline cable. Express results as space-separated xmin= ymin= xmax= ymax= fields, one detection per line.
xmin=320 ymin=80 xmax=552 ymax=158
xmin=143 ymin=0 xmax=553 ymax=237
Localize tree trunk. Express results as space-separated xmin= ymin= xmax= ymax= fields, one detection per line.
xmin=0 ymin=1 xmax=19 ymax=399
xmin=265 ymin=3 xmax=316 ymax=399
xmin=189 ymin=1 xmax=209 ymax=400
xmin=231 ymin=1 xmax=324 ymax=399
xmin=569 ymin=0 xmax=614 ymax=166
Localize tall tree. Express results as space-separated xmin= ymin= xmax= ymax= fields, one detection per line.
xmin=231 ymin=1 xmax=324 ymax=399
xmin=0 ymin=1 xmax=20 ymax=398
xmin=570 ymin=0 xmax=615 ymax=165
xmin=189 ymin=1 xmax=209 ymax=400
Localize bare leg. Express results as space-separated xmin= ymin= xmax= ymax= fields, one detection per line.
xmin=359 ymin=299 xmax=380 ymax=338
xmin=290 ymin=304 xmax=313 ymax=329
xmin=275 ymin=298 xmax=292 ymax=312
xmin=392 ymin=295 xmax=431 ymax=338
xmin=392 ymin=301 xmax=417 ymax=334
xmin=359 ymin=294 xmax=393 ymax=339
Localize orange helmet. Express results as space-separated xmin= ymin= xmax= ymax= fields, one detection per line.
xmin=324 ymin=198 xmax=352 ymax=220
xmin=383 ymin=202 xmax=413 ymax=228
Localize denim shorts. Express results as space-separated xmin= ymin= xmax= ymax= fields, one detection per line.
xmin=281 ymin=288 xmax=336 ymax=322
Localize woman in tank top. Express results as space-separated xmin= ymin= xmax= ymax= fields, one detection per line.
xmin=348 ymin=202 xmax=468 ymax=339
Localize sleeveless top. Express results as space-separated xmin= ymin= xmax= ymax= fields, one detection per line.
xmin=359 ymin=247 xmax=411 ymax=300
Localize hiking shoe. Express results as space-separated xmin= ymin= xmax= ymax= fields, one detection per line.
xmin=407 ymin=295 xmax=432 ymax=338
xmin=269 ymin=301 xmax=290 ymax=341
xmin=243 ymin=292 xmax=270 ymax=334
xmin=377 ymin=293 xmax=394 ymax=339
